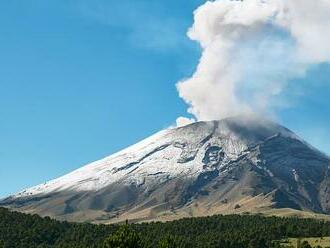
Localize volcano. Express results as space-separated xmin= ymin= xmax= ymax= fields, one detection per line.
xmin=1 ymin=116 xmax=330 ymax=223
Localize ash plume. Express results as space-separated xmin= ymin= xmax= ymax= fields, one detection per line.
xmin=177 ymin=0 xmax=330 ymax=122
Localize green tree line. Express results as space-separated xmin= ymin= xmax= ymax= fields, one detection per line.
xmin=1 ymin=207 xmax=330 ymax=248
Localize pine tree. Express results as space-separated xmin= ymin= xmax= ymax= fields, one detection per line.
xmin=158 ymin=235 xmax=178 ymax=248
xmin=300 ymin=241 xmax=312 ymax=248
xmin=103 ymin=224 xmax=141 ymax=248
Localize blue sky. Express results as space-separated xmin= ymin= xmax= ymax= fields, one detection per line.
xmin=0 ymin=0 xmax=330 ymax=198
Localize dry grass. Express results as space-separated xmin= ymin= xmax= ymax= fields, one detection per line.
xmin=101 ymin=193 xmax=330 ymax=224
xmin=13 ymin=192 xmax=330 ymax=224
xmin=280 ymin=237 xmax=330 ymax=247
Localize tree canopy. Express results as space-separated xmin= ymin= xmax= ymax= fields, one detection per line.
xmin=1 ymin=207 xmax=330 ymax=248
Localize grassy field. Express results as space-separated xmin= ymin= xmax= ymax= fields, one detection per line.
xmin=280 ymin=237 xmax=330 ymax=247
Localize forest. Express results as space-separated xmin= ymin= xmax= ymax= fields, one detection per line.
xmin=1 ymin=207 xmax=330 ymax=248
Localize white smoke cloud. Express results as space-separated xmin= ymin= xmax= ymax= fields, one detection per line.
xmin=176 ymin=116 xmax=196 ymax=127
xmin=177 ymin=0 xmax=330 ymax=121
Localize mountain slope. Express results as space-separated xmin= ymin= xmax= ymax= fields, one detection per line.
xmin=1 ymin=116 xmax=330 ymax=223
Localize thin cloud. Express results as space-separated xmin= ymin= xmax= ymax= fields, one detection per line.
xmin=77 ymin=0 xmax=188 ymax=52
